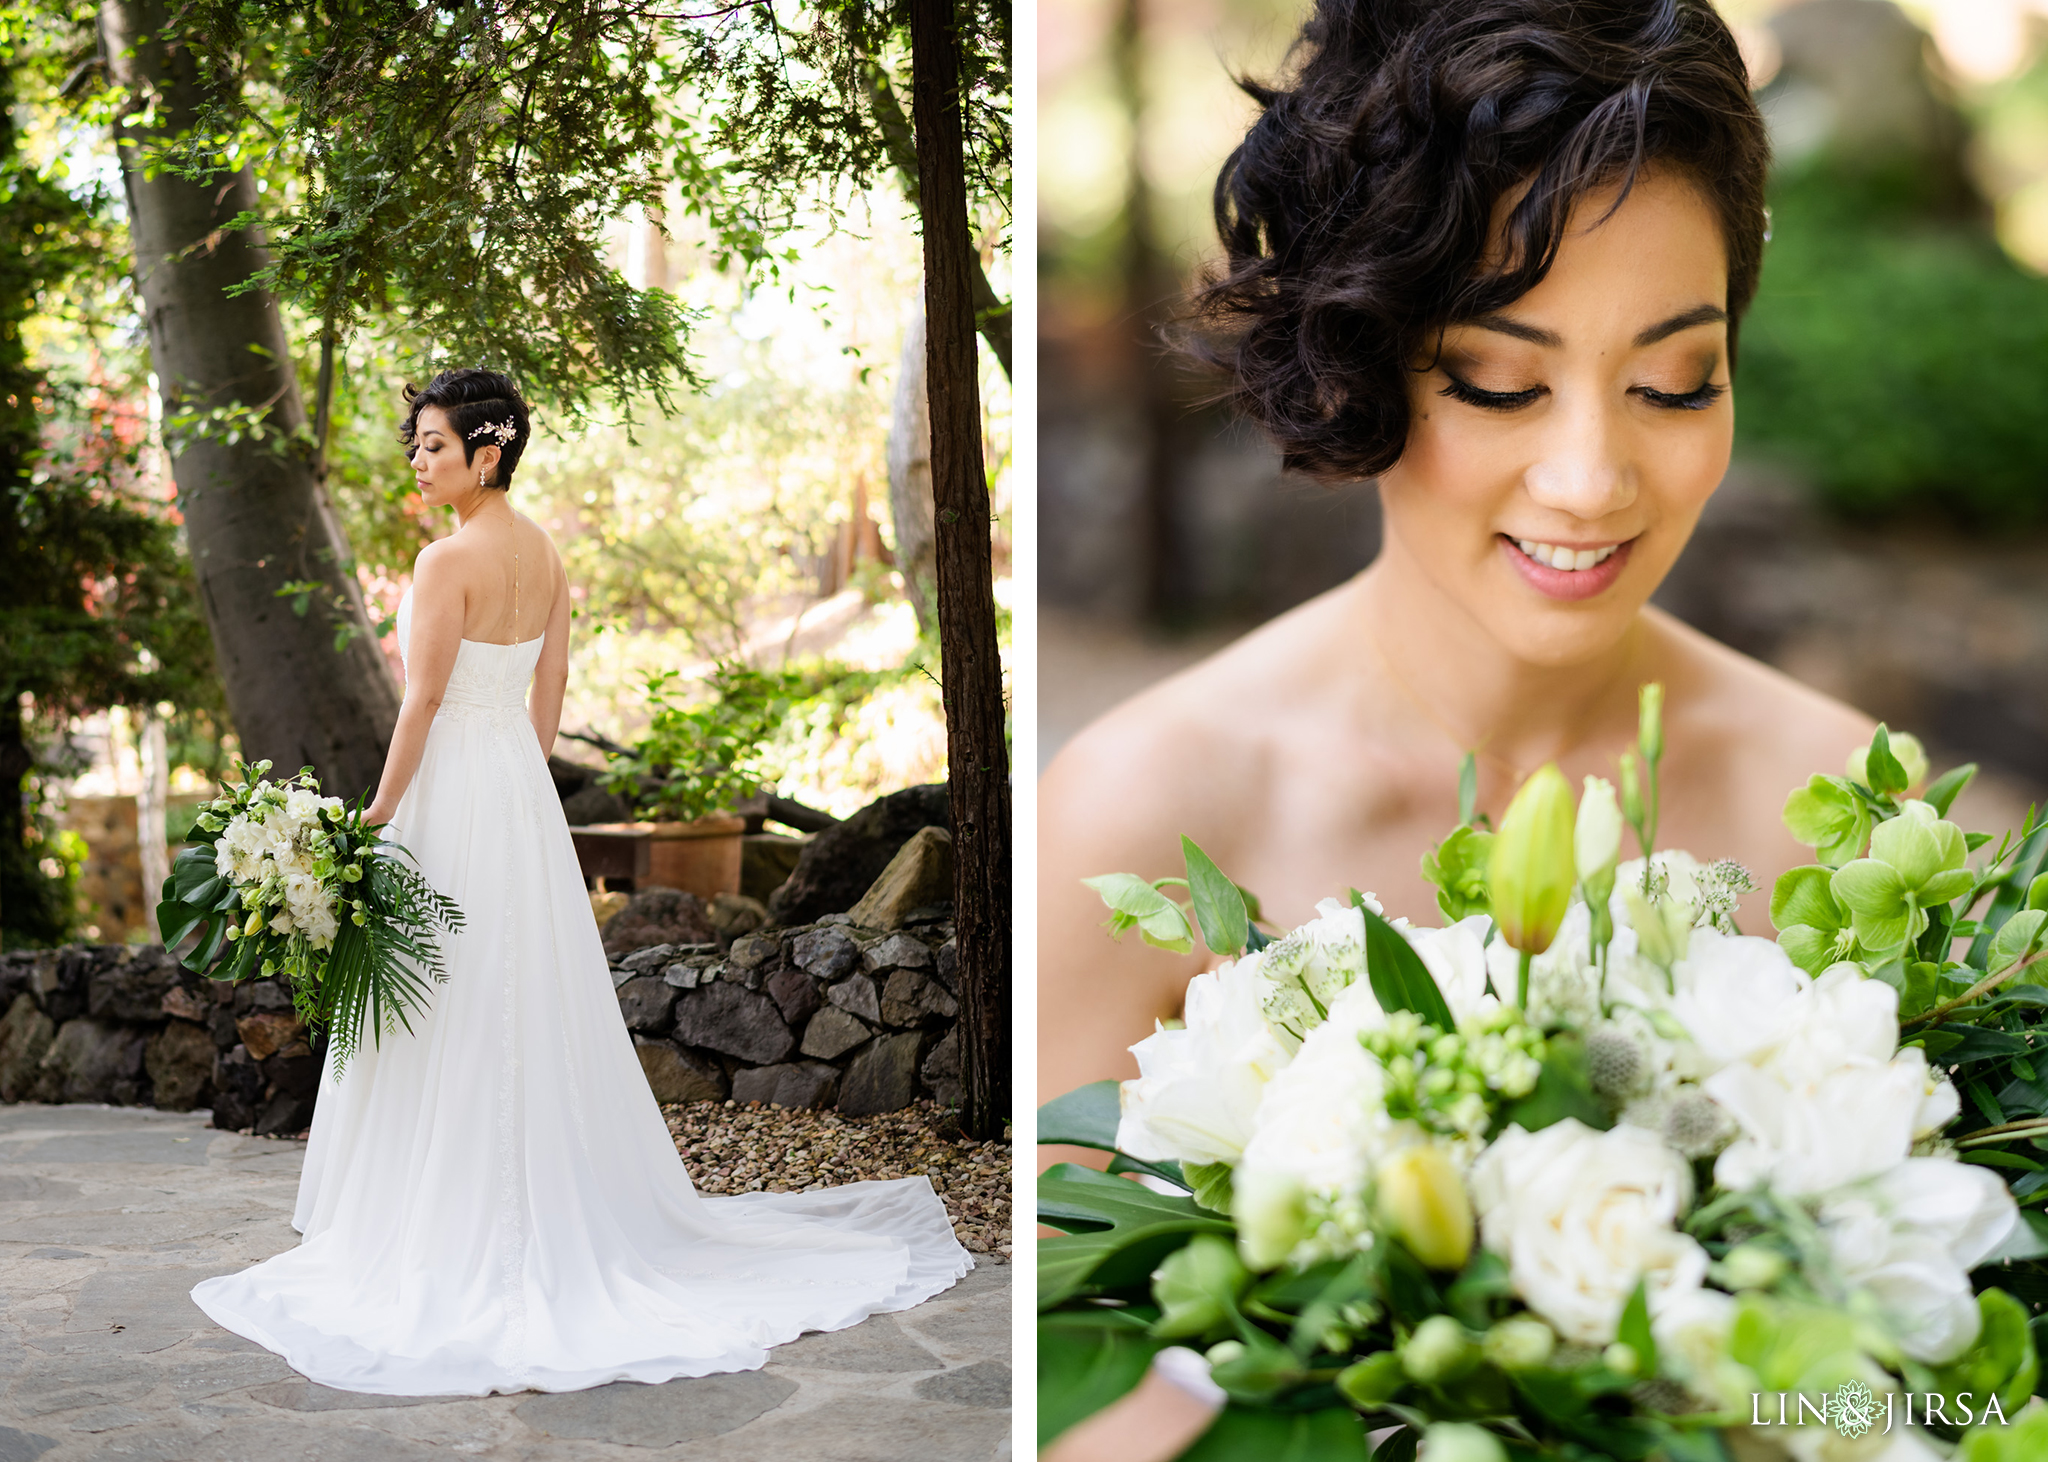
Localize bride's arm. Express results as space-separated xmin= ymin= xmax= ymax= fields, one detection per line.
xmin=364 ymin=548 xmax=465 ymax=825
xmin=527 ymin=557 xmax=572 ymax=759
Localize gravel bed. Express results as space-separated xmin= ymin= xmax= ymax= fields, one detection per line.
xmin=662 ymin=1097 xmax=1013 ymax=1258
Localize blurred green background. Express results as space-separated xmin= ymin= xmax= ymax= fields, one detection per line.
xmin=1039 ymin=0 xmax=2048 ymax=814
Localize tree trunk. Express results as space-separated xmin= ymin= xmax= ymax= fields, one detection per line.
xmin=886 ymin=302 xmax=938 ymax=634
xmin=910 ymin=0 xmax=1010 ymax=1140
xmin=101 ymin=0 xmax=399 ymax=800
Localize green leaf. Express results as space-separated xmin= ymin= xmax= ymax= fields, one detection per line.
xmin=1970 ymin=824 xmax=2048 ymax=969
xmin=1865 ymin=724 xmax=1910 ymax=795
xmin=1616 ymin=1279 xmax=1658 ymax=1379
xmin=1038 ymin=1163 xmax=1234 ymax=1309
xmin=1178 ymin=1405 xmax=1374 ymax=1461
xmin=1335 ymin=1351 xmax=1406 ymax=1408
xmin=1357 ymin=899 xmax=1455 ymax=1029
xmin=1183 ymin=1160 xmax=1235 ymax=1215
xmin=1925 ymin=762 xmax=1978 ymax=817
xmin=1083 ymin=873 xmax=1194 ymax=955
xmin=1039 ymin=1080 xmax=1122 ymax=1152
xmin=1037 ymin=1309 xmax=1164 ymax=1448
xmin=1182 ymin=836 xmax=1249 ymax=958
xmin=1458 ymin=751 xmax=1479 ymax=828
xmin=1151 ymin=1233 xmax=1250 ymax=1339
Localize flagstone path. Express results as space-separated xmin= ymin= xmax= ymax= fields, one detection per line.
xmin=0 ymin=1104 xmax=1011 ymax=1461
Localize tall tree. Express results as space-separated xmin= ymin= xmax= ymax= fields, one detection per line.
xmin=910 ymin=0 xmax=1008 ymax=1138
xmin=0 ymin=43 xmax=221 ymax=946
xmin=99 ymin=0 xmax=399 ymax=798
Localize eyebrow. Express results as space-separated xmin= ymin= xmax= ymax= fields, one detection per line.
xmin=1463 ymin=303 xmax=1729 ymax=351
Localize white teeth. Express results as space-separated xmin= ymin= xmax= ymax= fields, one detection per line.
xmin=1514 ymin=539 xmax=1618 ymax=572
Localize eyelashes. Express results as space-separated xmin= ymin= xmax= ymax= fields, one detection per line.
xmin=1438 ymin=373 xmax=1727 ymax=414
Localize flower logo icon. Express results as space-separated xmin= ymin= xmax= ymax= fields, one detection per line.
xmin=1828 ymin=1379 xmax=1877 ymax=1439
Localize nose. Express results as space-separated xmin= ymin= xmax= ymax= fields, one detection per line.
xmin=1522 ymin=393 xmax=1636 ymax=521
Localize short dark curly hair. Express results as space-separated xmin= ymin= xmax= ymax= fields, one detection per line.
xmin=398 ymin=368 xmax=532 ymax=489
xmin=1194 ymin=0 xmax=1770 ymax=481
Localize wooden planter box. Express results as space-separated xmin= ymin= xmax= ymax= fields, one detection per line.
xmin=569 ymin=817 xmax=746 ymax=902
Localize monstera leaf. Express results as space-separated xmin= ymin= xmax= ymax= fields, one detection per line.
xmin=1039 ymin=1162 xmax=1233 ymax=1308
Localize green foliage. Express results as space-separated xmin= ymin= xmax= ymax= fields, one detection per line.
xmin=602 ymin=664 xmax=802 ymax=824
xmin=1182 ymin=835 xmax=1249 ymax=957
xmin=1738 ymin=163 xmax=2048 ymax=522
xmin=1420 ymin=825 xmax=1493 ymax=922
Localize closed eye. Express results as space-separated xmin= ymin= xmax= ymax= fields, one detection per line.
xmin=1439 ymin=373 xmax=1544 ymax=412
xmin=1635 ymin=381 xmax=1727 ymax=411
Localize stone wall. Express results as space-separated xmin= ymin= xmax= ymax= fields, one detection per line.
xmin=0 ymin=894 xmax=960 ymax=1132
xmin=615 ymin=911 xmax=961 ymax=1117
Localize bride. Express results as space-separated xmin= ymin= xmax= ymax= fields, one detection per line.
xmin=191 ymin=368 xmax=969 ymax=1396
xmin=1041 ymin=0 xmax=1872 ymax=1449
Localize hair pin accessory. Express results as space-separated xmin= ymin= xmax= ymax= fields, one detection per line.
xmin=466 ymin=418 xmax=518 ymax=447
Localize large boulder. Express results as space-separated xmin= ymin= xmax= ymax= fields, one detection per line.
xmin=0 ymin=993 xmax=56 ymax=1103
xmin=39 ymin=1019 xmax=147 ymax=1105
xmin=145 ymin=1021 xmax=216 ymax=1112
xmin=845 ymin=827 xmax=954 ymax=931
xmin=731 ymin=1061 xmax=840 ymax=1110
xmin=87 ymin=946 xmax=185 ymax=1024
xmin=671 ymin=983 xmax=796 ymax=1065
xmin=839 ymin=1032 xmax=924 ymax=1116
xmin=767 ymin=785 xmax=950 ymax=925
xmin=616 ymin=977 xmax=679 ymax=1034
xmin=603 ymin=887 xmax=716 ymax=960
xmin=635 ymin=1037 xmax=728 ymax=1104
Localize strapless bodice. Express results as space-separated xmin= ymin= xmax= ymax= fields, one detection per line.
xmin=397 ymin=587 xmax=543 ymax=717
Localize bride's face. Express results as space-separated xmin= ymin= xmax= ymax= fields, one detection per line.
xmin=409 ymin=405 xmax=496 ymax=508
xmin=1378 ymin=169 xmax=1733 ymax=666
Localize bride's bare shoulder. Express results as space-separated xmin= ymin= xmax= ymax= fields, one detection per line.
xmin=1041 ymin=591 xmax=1354 ymax=841
xmin=1653 ymin=609 xmax=1875 ymax=778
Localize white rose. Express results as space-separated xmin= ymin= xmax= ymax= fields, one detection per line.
xmin=297 ymin=902 xmax=339 ymax=949
xmin=1667 ymin=926 xmax=1808 ymax=1071
xmin=1235 ymin=980 xmax=1409 ymax=1206
xmin=1469 ymin=1119 xmax=1708 ymax=1344
xmin=1117 ymin=951 xmax=1295 ymax=1166
xmin=284 ymin=787 xmax=321 ymax=825
xmin=1818 ymin=1158 xmax=2016 ymax=1363
xmin=1257 ymin=897 xmax=1374 ymax=1038
xmin=1405 ymin=915 xmax=1498 ymax=1026
xmin=1707 ymin=969 xmax=1933 ymax=1196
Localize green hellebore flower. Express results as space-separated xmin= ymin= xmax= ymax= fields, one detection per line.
xmin=1421 ymin=825 xmax=1494 ymax=922
xmin=1829 ymin=802 xmax=1972 ymax=953
xmin=1488 ymin=764 xmax=1576 ymax=955
xmin=1782 ymin=775 xmax=1872 ymax=869
xmin=1150 ymin=1233 xmax=1250 ymax=1339
xmin=1232 ymin=1168 xmax=1309 ymax=1272
xmin=1771 ymin=865 xmax=1860 ymax=975
xmin=1376 ymin=1146 xmax=1474 ymax=1271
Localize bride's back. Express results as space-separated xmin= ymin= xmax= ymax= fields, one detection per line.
xmin=434 ymin=513 xmax=559 ymax=647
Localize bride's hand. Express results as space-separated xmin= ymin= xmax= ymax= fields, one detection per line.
xmin=363 ymin=800 xmax=397 ymax=829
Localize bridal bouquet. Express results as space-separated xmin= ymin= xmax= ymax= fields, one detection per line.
xmin=155 ymin=759 xmax=463 ymax=1071
xmin=1040 ymin=689 xmax=2048 ymax=1461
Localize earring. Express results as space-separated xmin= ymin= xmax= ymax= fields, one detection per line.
xmin=478 ymin=466 xmax=488 ymax=489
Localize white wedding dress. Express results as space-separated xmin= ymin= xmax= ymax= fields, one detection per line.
xmin=191 ymin=588 xmax=970 ymax=1395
